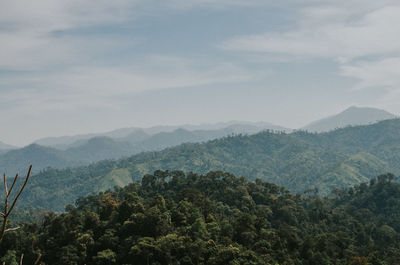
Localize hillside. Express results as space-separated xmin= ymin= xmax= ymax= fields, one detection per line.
xmin=3 ymin=171 xmax=400 ymax=264
xmin=302 ymin=106 xmax=398 ymax=132
xmin=9 ymin=119 xmax=400 ymax=211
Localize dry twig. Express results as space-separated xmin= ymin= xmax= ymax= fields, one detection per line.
xmin=0 ymin=165 xmax=32 ymax=244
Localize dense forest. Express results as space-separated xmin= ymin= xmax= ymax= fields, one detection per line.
xmin=7 ymin=119 xmax=400 ymax=211
xmin=2 ymin=170 xmax=400 ymax=264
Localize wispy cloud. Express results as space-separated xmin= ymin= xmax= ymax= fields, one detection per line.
xmin=220 ymin=1 xmax=400 ymax=94
xmin=341 ymin=57 xmax=400 ymax=90
xmin=0 ymin=55 xmax=259 ymax=114
xmin=221 ymin=4 xmax=400 ymax=60
xmin=0 ymin=0 xmax=143 ymax=71
xmin=167 ymin=0 xmax=267 ymax=9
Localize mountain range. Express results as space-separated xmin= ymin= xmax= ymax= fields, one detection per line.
xmin=33 ymin=121 xmax=289 ymax=150
xmin=0 ymin=124 xmax=287 ymax=176
xmin=0 ymin=105 xmax=397 ymax=182
xmin=8 ymin=118 xmax=400 ymax=211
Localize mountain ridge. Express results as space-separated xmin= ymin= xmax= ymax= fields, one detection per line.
xmin=33 ymin=121 xmax=289 ymax=149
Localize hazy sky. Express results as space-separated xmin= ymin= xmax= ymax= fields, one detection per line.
xmin=1 ymin=0 xmax=400 ymax=146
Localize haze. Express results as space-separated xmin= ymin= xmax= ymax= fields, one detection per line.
xmin=1 ymin=0 xmax=400 ymax=146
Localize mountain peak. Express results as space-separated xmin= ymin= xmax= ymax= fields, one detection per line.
xmin=302 ymin=106 xmax=398 ymax=132
xmin=343 ymin=106 xmax=387 ymax=113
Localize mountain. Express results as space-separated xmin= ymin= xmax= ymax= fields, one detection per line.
xmin=0 ymin=140 xmax=17 ymax=151
xmin=63 ymin=137 xmax=138 ymax=164
xmin=33 ymin=128 xmax=144 ymax=150
xmin=116 ymin=129 xmax=151 ymax=144
xmin=0 ymin=144 xmax=72 ymax=177
xmin=0 ymin=138 xmax=138 ymax=176
xmin=34 ymin=121 xmax=289 ymax=149
xmin=10 ymin=119 xmax=400 ymax=211
xmin=1 ymin=126 xmax=281 ymax=176
xmin=132 ymin=127 xmax=237 ymax=152
xmin=180 ymin=120 xmax=289 ymax=132
xmin=302 ymin=106 xmax=398 ymax=132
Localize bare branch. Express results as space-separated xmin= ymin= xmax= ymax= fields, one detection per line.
xmin=5 ymin=226 xmax=20 ymax=232
xmin=0 ymin=165 xmax=32 ymax=245
xmin=34 ymin=253 xmax=42 ymax=265
xmin=0 ymin=210 xmax=7 ymax=244
xmin=3 ymin=173 xmax=8 ymax=196
xmin=7 ymin=165 xmax=32 ymax=217
xmin=8 ymin=174 xmax=19 ymax=196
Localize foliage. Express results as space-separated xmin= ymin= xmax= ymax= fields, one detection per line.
xmin=2 ymin=171 xmax=400 ymax=264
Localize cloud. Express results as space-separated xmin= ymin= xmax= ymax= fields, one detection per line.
xmin=0 ymin=0 xmax=143 ymax=71
xmin=341 ymin=57 xmax=400 ymax=90
xmin=167 ymin=0 xmax=267 ymax=9
xmin=0 ymin=0 xmax=139 ymax=30
xmin=4 ymin=0 xmax=400 ymax=145
xmin=0 ymin=55 xmax=259 ymax=115
xmin=221 ymin=4 xmax=400 ymax=60
xmin=220 ymin=1 xmax=400 ymax=98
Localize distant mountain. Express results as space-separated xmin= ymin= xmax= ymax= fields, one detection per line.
xmin=180 ymin=120 xmax=289 ymax=132
xmin=0 ymin=141 xmax=17 ymax=150
xmin=0 ymin=144 xmax=72 ymax=177
xmin=33 ymin=127 xmax=144 ymax=149
xmin=133 ymin=127 xmax=233 ymax=151
xmin=116 ymin=129 xmax=151 ymax=144
xmin=34 ymin=121 xmax=289 ymax=149
xmin=63 ymin=137 xmax=138 ymax=164
xmin=13 ymin=119 xmax=400 ymax=211
xmin=1 ymin=125 xmax=285 ymax=176
xmin=302 ymin=106 xmax=398 ymax=132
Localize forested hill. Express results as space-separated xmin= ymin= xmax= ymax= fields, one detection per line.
xmin=10 ymin=118 xmax=400 ymax=211
xmin=3 ymin=171 xmax=400 ymax=264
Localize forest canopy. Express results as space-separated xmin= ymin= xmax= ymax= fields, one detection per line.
xmin=1 ymin=170 xmax=400 ymax=264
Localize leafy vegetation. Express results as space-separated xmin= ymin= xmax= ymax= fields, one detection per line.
xmin=2 ymin=170 xmax=400 ymax=264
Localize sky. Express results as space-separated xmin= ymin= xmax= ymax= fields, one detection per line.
xmin=1 ymin=0 xmax=400 ymax=146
